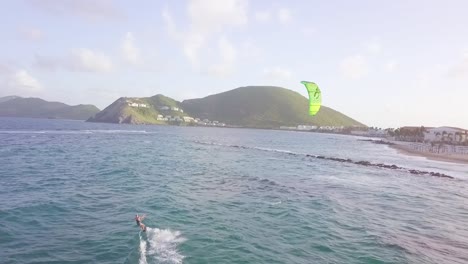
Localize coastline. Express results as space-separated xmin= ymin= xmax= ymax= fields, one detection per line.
xmin=389 ymin=143 xmax=468 ymax=164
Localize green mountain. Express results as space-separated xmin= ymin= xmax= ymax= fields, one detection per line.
xmin=0 ymin=95 xmax=20 ymax=103
xmin=0 ymin=97 xmax=100 ymax=120
xmin=87 ymin=95 xmax=184 ymax=124
xmin=88 ymin=86 xmax=365 ymax=128
xmin=181 ymin=86 xmax=365 ymax=128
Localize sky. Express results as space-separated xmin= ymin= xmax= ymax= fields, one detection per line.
xmin=1 ymin=0 xmax=467 ymax=128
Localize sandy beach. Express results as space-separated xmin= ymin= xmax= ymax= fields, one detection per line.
xmin=390 ymin=143 xmax=468 ymax=164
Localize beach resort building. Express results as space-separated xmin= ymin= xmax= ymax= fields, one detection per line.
xmin=424 ymin=127 xmax=468 ymax=143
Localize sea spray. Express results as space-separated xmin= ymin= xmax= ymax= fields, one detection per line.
xmin=139 ymin=228 xmax=186 ymax=264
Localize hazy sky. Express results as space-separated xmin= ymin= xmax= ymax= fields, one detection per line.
xmin=1 ymin=0 xmax=467 ymax=128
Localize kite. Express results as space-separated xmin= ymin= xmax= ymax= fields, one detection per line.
xmin=301 ymin=81 xmax=322 ymax=116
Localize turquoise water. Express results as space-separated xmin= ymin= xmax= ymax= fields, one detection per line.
xmin=0 ymin=118 xmax=467 ymax=264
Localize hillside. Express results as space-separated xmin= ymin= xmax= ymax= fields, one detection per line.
xmin=0 ymin=96 xmax=20 ymax=103
xmin=88 ymin=86 xmax=365 ymax=128
xmin=181 ymin=86 xmax=364 ymax=128
xmin=87 ymin=95 xmax=184 ymax=124
xmin=0 ymin=97 xmax=100 ymax=120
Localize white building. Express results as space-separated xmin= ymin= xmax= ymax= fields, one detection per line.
xmin=424 ymin=127 xmax=467 ymax=143
xmin=171 ymin=106 xmax=179 ymax=111
xmin=128 ymin=102 xmax=148 ymax=108
xmin=183 ymin=116 xmax=194 ymax=122
xmin=297 ymin=125 xmax=317 ymax=130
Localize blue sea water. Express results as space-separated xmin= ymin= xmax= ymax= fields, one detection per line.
xmin=0 ymin=117 xmax=467 ymax=264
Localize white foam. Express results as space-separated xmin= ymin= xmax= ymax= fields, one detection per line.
xmin=139 ymin=227 xmax=186 ymax=264
xmin=139 ymin=232 xmax=148 ymax=264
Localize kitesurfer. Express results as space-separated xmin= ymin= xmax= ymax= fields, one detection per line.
xmin=135 ymin=214 xmax=147 ymax=232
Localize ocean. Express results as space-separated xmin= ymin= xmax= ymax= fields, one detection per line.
xmin=0 ymin=117 xmax=467 ymax=264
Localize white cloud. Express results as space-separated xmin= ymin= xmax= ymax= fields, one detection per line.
xmin=35 ymin=48 xmax=113 ymax=73
xmin=2 ymin=70 xmax=42 ymax=96
xmin=121 ymin=32 xmax=141 ymax=65
xmin=365 ymin=39 xmax=382 ymax=54
xmin=278 ymin=8 xmax=292 ymax=24
xmin=448 ymin=51 xmax=468 ymax=79
xmin=0 ymin=64 xmax=13 ymax=75
xmin=385 ymin=60 xmax=398 ymax=72
xmin=208 ymin=36 xmax=236 ymax=77
xmin=19 ymin=27 xmax=43 ymax=41
xmin=27 ymin=0 xmax=124 ymax=21
xmin=263 ymin=67 xmax=292 ymax=80
xmin=255 ymin=10 xmax=271 ymax=23
xmin=340 ymin=55 xmax=369 ymax=80
xmin=188 ymin=0 xmax=248 ymax=33
xmin=163 ymin=0 xmax=248 ymax=67
xmin=302 ymin=27 xmax=316 ymax=37
xmin=69 ymin=49 xmax=112 ymax=72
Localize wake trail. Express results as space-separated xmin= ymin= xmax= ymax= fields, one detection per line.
xmin=138 ymin=227 xmax=186 ymax=264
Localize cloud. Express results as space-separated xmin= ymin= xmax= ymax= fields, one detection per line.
xmin=385 ymin=60 xmax=398 ymax=72
xmin=255 ymin=10 xmax=271 ymax=23
xmin=19 ymin=27 xmax=43 ymax=41
xmin=0 ymin=70 xmax=42 ymax=96
xmin=0 ymin=63 xmax=13 ymax=75
xmin=364 ymin=38 xmax=382 ymax=54
xmin=278 ymin=8 xmax=292 ymax=24
xmin=163 ymin=0 xmax=248 ymax=67
xmin=263 ymin=67 xmax=292 ymax=80
xmin=340 ymin=55 xmax=369 ymax=80
xmin=208 ymin=36 xmax=236 ymax=77
xmin=26 ymin=0 xmax=124 ymax=21
xmin=35 ymin=48 xmax=113 ymax=73
xmin=121 ymin=32 xmax=141 ymax=65
xmin=448 ymin=51 xmax=468 ymax=79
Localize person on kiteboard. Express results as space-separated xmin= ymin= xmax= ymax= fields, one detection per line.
xmin=135 ymin=214 xmax=147 ymax=232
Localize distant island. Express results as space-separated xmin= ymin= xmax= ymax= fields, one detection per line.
xmin=0 ymin=96 xmax=100 ymax=120
xmin=88 ymin=86 xmax=365 ymax=129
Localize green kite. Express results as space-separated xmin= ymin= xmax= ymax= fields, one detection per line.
xmin=301 ymin=81 xmax=322 ymax=116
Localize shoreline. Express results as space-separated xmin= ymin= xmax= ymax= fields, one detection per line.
xmin=389 ymin=143 xmax=468 ymax=164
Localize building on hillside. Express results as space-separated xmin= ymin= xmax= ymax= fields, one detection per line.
xmin=180 ymin=109 xmax=184 ymax=113
xmin=160 ymin=106 xmax=170 ymax=111
xmin=183 ymin=116 xmax=194 ymax=122
xmin=127 ymin=101 xmax=148 ymax=108
xmin=171 ymin=106 xmax=179 ymax=111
